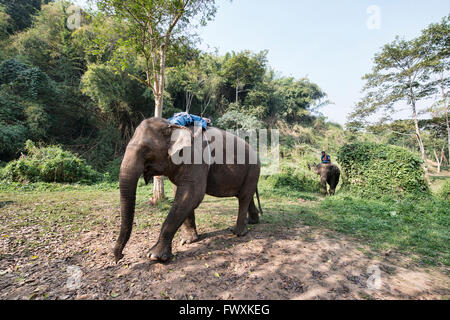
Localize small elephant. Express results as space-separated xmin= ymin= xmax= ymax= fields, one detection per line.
xmin=113 ymin=117 xmax=263 ymax=263
xmin=312 ymin=163 xmax=340 ymax=195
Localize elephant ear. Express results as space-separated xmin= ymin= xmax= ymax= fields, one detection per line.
xmin=167 ymin=125 xmax=193 ymax=157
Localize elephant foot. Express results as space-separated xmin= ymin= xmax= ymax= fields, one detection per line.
xmin=113 ymin=246 xmax=124 ymax=263
xmin=248 ymin=216 xmax=259 ymax=224
xmin=114 ymin=252 xmax=124 ymax=264
xmin=180 ymin=232 xmax=199 ymax=245
xmin=146 ymin=244 xmax=173 ymax=262
xmin=233 ymin=224 xmax=249 ymax=237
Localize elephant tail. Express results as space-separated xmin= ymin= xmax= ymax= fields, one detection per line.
xmin=255 ymin=187 xmax=263 ymax=215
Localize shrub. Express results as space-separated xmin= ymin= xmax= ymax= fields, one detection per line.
xmin=80 ymin=127 xmax=121 ymax=171
xmin=0 ymin=122 xmax=28 ymax=160
xmin=437 ymin=179 xmax=450 ymax=200
xmin=216 ymin=109 xmax=263 ymax=131
xmin=1 ymin=140 xmax=101 ymax=183
xmin=103 ymin=157 xmax=123 ymax=182
xmin=317 ymin=193 xmax=449 ymax=266
xmin=263 ymin=164 xmax=320 ymax=194
xmin=337 ymin=142 xmax=429 ymax=198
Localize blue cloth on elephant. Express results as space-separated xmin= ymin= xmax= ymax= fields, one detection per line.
xmin=168 ymin=112 xmax=209 ymax=130
xmin=321 ymin=154 xmax=331 ymax=164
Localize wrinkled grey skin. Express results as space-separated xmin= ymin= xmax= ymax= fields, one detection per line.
xmin=113 ymin=117 xmax=262 ymax=263
xmin=312 ymin=163 xmax=340 ymax=195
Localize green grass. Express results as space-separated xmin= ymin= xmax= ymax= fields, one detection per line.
xmin=310 ymin=194 xmax=449 ymax=266
xmin=259 ymin=178 xmax=450 ymax=267
xmin=1 ymin=177 xmax=448 ymax=267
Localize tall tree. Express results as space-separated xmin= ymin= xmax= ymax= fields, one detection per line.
xmin=420 ymin=16 xmax=450 ymax=162
xmin=221 ymin=50 xmax=268 ymax=104
xmin=0 ymin=0 xmax=42 ymax=34
xmin=96 ymin=0 xmax=217 ymax=203
xmin=351 ymin=36 xmax=436 ymax=182
xmin=273 ymin=77 xmax=326 ymax=123
xmin=0 ymin=4 xmax=9 ymax=41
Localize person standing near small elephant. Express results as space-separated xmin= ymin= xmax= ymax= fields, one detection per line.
xmin=313 ymin=151 xmax=340 ymax=195
xmin=321 ymin=150 xmax=331 ymax=164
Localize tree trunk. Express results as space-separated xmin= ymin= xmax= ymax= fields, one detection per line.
xmin=235 ymin=79 xmax=239 ymax=103
xmin=434 ymin=149 xmax=441 ymax=173
xmin=151 ymin=93 xmax=165 ymax=204
xmin=446 ymin=106 xmax=450 ymax=165
xmin=411 ymin=98 xmax=430 ymax=183
xmin=441 ymin=75 xmax=449 ymax=164
xmin=150 ymin=48 xmax=166 ymax=205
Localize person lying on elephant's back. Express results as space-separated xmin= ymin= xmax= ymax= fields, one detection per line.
xmin=321 ymin=151 xmax=331 ymax=164
xmin=168 ymin=112 xmax=212 ymax=137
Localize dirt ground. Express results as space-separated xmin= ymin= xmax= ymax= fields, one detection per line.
xmin=1 ymin=195 xmax=448 ymax=300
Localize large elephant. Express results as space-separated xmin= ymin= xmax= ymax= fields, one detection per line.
xmin=313 ymin=163 xmax=340 ymax=195
xmin=113 ymin=117 xmax=262 ymax=263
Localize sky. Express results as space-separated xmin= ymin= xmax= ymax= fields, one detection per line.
xmin=74 ymin=0 xmax=450 ymax=126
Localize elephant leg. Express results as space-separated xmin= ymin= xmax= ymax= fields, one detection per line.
xmin=180 ymin=210 xmax=199 ymax=245
xmin=248 ymin=198 xmax=259 ymax=224
xmin=173 ymin=185 xmax=177 ymax=198
xmin=147 ymin=185 xmax=204 ymax=262
xmin=320 ymin=178 xmax=328 ymax=196
xmin=234 ymin=195 xmax=252 ymax=236
xmin=329 ymin=180 xmax=338 ymax=195
xmin=328 ymin=176 xmax=337 ymax=195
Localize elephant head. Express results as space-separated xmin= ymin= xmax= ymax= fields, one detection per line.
xmin=310 ymin=162 xmax=340 ymax=196
xmin=307 ymin=162 xmax=320 ymax=174
xmin=113 ymin=118 xmax=192 ymax=262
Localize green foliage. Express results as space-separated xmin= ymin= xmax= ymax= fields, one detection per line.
xmin=215 ymin=108 xmax=263 ymax=130
xmin=262 ymin=164 xmax=320 ymax=195
xmin=273 ymin=77 xmax=326 ymax=123
xmin=0 ymin=4 xmax=10 ymax=41
xmin=0 ymin=59 xmax=56 ymax=100
xmin=437 ymin=179 xmax=450 ymax=200
xmin=348 ymin=15 xmax=449 ymax=171
xmin=366 ymin=118 xmax=448 ymax=162
xmin=0 ymin=91 xmax=26 ymax=159
xmin=0 ymin=59 xmax=59 ymax=160
xmin=1 ymin=141 xmax=101 ymax=183
xmin=276 ymin=118 xmax=347 ymax=162
xmin=0 ymin=0 xmax=42 ymax=34
xmin=337 ymin=142 xmax=430 ymax=198
xmin=81 ymin=63 xmax=152 ymax=140
xmin=351 ymin=34 xmax=438 ymax=124
xmin=0 ymin=123 xmax=28 ymax=159
xmin=316 ymin=193 xmax=449 ymax=266
xmin=10 ymin=1 xmax=88 ymax=83
xmin=0 ymin=2 xmax=446 ymax=207
xmin=163 ymin=50 xmax=327 ymax=125
xmin=103 ymin=157 xmax=123 ymax=182
xmin=0 ymin=0 xmax=330 ymax=175
xmin=0 ymin=3 xmax=111 ymax=166
xmin=220 ymin=50 xmax=267 ymax=102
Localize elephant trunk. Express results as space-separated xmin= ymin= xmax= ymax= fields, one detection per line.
xmin=113 ymin=148 xmax=144 ymax=262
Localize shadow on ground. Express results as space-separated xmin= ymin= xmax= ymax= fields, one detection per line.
xmin=0 ymin=196 xmax=448 ymax=300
